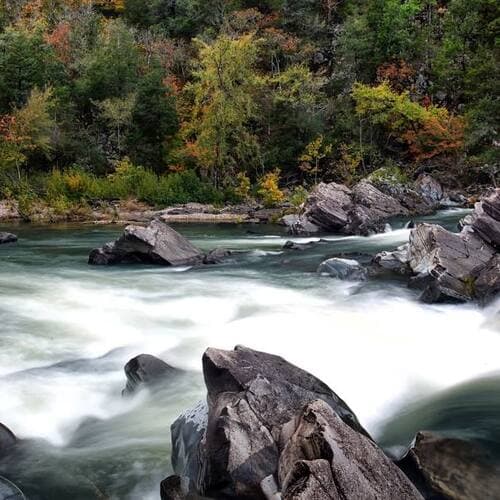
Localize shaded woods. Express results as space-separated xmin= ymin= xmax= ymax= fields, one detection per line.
xmin=0 ymin=0 xmax=498 ymax=214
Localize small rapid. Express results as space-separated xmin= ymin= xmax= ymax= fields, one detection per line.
xmin=0 ymin=210 xmax=499 ymax=499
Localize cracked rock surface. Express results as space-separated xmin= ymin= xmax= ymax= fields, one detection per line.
xmin=169 ymin=346 xmax=422 ymax=500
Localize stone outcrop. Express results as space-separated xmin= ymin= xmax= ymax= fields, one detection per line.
xmin=279 ymin=400 xmax=422 ymax=500
xmin=299 ymin=181 xmax=409 ymax=235
xmin=317 ymin=257 xmax=368 ymax=281
xmin=88 ymin=219 xmax=204 ymax=266
xmin=373 ymin=189 xmax=500 ymax=302
xmin=415 ymin=174 xmax=443 ymax=207
xmin=169 ymin=346 xmax=422 ymax=500
xmin=0 ymin=232 xmax=17 ymax=245
xmin=122 ymin=354 xmax=183 ymax=395
xmin=398 ymin=431 xmax=500 ymax=500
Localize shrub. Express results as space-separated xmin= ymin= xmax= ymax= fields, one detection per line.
xmin=258 ymin=170 xmax=284 ymax=207
xmin=289 ymin=185 xmax=308 ymax=208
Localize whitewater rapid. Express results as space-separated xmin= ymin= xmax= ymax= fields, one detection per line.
xmin=0 ymin=213 xmax=499 ymax=498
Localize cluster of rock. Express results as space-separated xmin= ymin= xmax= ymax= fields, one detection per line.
xmin=374 ymin=189 xmax=500 ymax=302
xmin=0 ymin=232 xmax=17 ymax=245
xmin=283 ymin=175 xmax=451 ymax=236
xmin=160 ymin=346 xmax=500 ymax=500
xmin=88 ymin=219 xmax=230 ymax=266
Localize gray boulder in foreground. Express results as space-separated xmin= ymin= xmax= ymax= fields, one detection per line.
xmin=88 ymin=219 xmax=204 ymax=266
xmin=169 ymin=346 xmax=422 ymax=500
xmin=0 ymin=232 xmax=17 ymax=245
xmin=374 ymin=189 xmax=500 ymax=303
xmin=398 ymin=431 xmax=500 ymax=500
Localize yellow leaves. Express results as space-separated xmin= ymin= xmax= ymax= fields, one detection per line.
xmin=258 ymin=170 xmax=284 ymax=207
xmin=352 ymin=82 xmax=465 ymax=161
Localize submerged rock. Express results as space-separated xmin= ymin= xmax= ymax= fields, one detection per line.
xmin=0 ymin=423 xmax=16 ymax=457
xmin=0 ymin=232 xmax=17 ymax=245
xmin=123 ymin=354 xmax=182 ymax=395
xmin=0 ymin=476 xmax=25 ymax=500
xmin=398 ymin=431 xmax=500 ymax=500
xmin=203 ymin=247 xmax=232 ymax=265
xmin=88 ymin=219 xmax=204 ymax=266
xmin=170 ymin=346 xmax=417 ymax=499
xmin=317 ymin=257 xmax=368 ymax=281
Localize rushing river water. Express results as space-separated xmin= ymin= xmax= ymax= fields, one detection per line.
xmin=1 ymin=210 xmax=499 ymax=499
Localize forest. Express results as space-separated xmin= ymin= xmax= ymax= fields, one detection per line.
xmin=0 ymin=0 xmax=498 ymax=214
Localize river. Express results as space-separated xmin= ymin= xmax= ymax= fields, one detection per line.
xmin=1 ymin=210 xmax=499 ymax=499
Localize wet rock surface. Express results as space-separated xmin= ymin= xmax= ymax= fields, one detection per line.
xmin=123 ymin=354 xmax=183 ymax=395
xmin=88 ymin=219 xmax=204 ymax=266
xmin=398 ymin=431 xmax=500 ymax=500
xmin=317 ymin=257 xmax=368 ymax=281
xmin=0 ymin=232 xmax=17 ymax=245
xmin=300 ymin=181 xmax=409 ymax=235
xmin=169 ymin=346 xmax=424 ymax=500
xmin=374 ymin=189 xmax=500 ymax=303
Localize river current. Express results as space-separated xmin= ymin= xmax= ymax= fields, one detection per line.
xmin=1 ymin=210 xmax=499 ymax=499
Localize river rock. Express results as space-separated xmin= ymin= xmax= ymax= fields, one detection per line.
xmin=88 ymin=219 xmax=204 ymax=266
xmin=415 ymin=175 xmax=443 ymax=207
xmin=398 ymin=431 xmax=500 ymax=500
xmin=281 ymin=214 xmax=319 ymax=235
xmin=279 ymin=400 xmax=423 ymax=500
xmin=301 ymin=181 xmax=408 ymax=235
xmin=317 ymin=258 xmax=368 ymax=281
xmin=378 ymin=189 xmax=500 ymax=303
xmin=170 ymin=346 xmax=426 ymax=499
xmin=373 ymin=244 xmax=410 ymax=274
xmin=171 ymin=346 xmax=372 ymax=499
xmin=0 ymin=423 xmax=16 ymax=457
xmin=0 ymin=476 xmax=25 ymax=500
xmin=0 ymin=232 xmax=17 ymax=245
xmin=122 ymin=354 xmax=182 ymax=395
xmin=203 ymin=247 xmax=232 ymax=265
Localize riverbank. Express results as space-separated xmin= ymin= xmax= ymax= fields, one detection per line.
xmin=0 ymin=198 xmax=290 ymax=225
xmin=0 ymin=175 xmax=485 ymax=228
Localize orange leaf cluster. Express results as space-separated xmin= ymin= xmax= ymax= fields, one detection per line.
xmin=376 ymin=61 xmax=415 ymax=92
xmin=403 ymin=115 xmax=465 ymax=162
xmin=45 ymin=22 xmax=72 ymax=64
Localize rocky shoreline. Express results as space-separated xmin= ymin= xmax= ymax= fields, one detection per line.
xmin=3 ymin=347 xmax=498 ymax=499
xmin=0 ymin=175 xmax=483 ymax=229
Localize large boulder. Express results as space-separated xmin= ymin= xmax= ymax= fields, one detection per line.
xmin=398 ymin=431 xmax=500 ymax=500
xmin=170 ymin=346 xmax=424 ymax=500
xmin=0 ymin=232 xmax=17 ymax=245
xmin=317 ymin=258 xmax=368 ymax=281
xmin=122 ymin=354 xmax=183 ymax=395
xmin=375 ymin=189 xmax=500 ymax=303
xmin=279 ymin=400 xmax=423 ymax=500
xmin=300 ymin=181 xmax=408 ymax=235
xmin=88 ymin=220 xmax=204 ymax=266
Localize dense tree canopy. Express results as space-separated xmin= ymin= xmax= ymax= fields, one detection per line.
xmin=0 ymin=0 xmax=498 ymax=207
